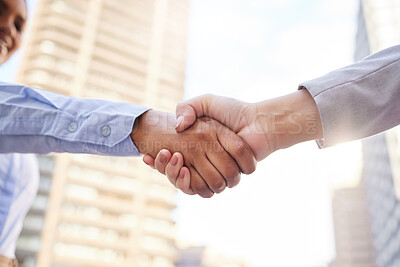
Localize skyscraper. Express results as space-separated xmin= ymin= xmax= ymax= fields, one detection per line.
xmin=176 ymin=246 xmax=249 ymax=267
xmin=330 ymin=184 xmax=376 ymax=267
xmin=329 ymin=4 xmax=377 ymax=267
xmin=331 ymin=1 xmax=400 ymax=267
xmin=15 ymin=0 xmax=190 ymax=266
xmin=356 ymin=0 xmax=400 ymax=267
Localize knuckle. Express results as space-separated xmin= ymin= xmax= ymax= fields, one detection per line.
xmin=165 ymin=165 xmax=177 ymax=178
xmin=211 ymin=179 xmax=226 ymax=194
xmin=242 ymin=159 xmax=257 ymax=175
xmin=227 ymin=174 xmax=241 ymax=188
xmin=225 ymin=167 xmax=240 ymax=180
xmin=249 ymin=161 xmax=257 ymax=174
xmin=200 ymin=191 xmax=214 ymax=198
xmin=191 ymin=182 xmax=210 ymax=196
xmin=155 ymin=158 xmax=167 ymax=171
xmin=234 ymin=141 xmax=247 ymax=157
xmin=202 ymin=93 xmax=214 ymax=100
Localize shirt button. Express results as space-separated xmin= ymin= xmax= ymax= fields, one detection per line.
xmin=68 ymin=122 xmax=78 ymax=132
xmin=101 ymin=125 xmax=111 ymax=137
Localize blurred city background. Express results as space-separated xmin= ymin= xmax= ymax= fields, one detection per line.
xmin=0 ymin=0 xmax=400 ymax=266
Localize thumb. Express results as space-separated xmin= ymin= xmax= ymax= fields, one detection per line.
xmin=175 ymin=94 xmax=213 ymax=132
xmin=175 ymin=103 xmax=197 ymax=132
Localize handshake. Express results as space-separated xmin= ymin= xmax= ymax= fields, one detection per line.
xmin=131 ymin=90 xmax=322 ymax=198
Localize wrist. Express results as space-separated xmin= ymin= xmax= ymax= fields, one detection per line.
xmin=273 ymin=89 xmax=322 ymax=149
xmin=131 ymin=110 xmax=175 ymax=156
xmin=131 ymin=110 xmax=150 ymax=154
xmin=255 ymin=89 xmax=322 ymax=152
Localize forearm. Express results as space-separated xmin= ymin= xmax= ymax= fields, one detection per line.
xmin=0 ymin=135 xmax=140 ymax=156
xmin=266 ymin=45 xmax=400 ymax=150
xmin=300 ymin=44 xmax=400 ymax=147
xmin=0 ymin=83 xmax=149 ymax=155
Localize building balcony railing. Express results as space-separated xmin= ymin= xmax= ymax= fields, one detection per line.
xmin=56 ymin=234 xmax=132 ymax=252
xmin=63 ymin=195 xmax=135 ymax=215
xmin=59 ymin=213 xmax=133 ymax=234
xmin=52 ymin=255 xmax=127 ymax=267
xmin=145 ymin=208 xmax=175 ymax=223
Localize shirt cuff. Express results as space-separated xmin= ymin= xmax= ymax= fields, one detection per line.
xmin=298 ymin=84 xmax=326 ymax=149
xmin=51 ymin=100 xmax=150 ymax=156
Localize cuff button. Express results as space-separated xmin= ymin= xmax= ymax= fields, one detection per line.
xmin=101 ymin=125 xmax=111 ymax=137
xmin=68 ymin=122 xmax=78 ymax=132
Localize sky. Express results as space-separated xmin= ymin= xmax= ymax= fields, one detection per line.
xmin=175 ymin=0 xmax=361 ymax=266
xmin=0 ymin=0 xmax=362 ymax=266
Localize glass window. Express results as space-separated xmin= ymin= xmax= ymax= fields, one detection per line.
xmin=389 ymin=127 xmax=400 ymax=200
xmin=25 ymin=70 xmax=51 ymax=83
xmin=153 ymin=256 xmax=174 ymax=267
xmin=31 ymin=194 xmax=48 ymax=210
xmin=38 ymin=175 xmax=52 ymax=192
xmin=58 ymin=222 xmax=124 ymax=243
xmin=23 ymin=214 xmax=44 ymax=230
xmin=40 ymin=40 xmax=56 ymax=53
xmin=57 ymin=59 xmax=76 ymax=75
xmin=16 ymin=236 xmax=41 ymax=252
xmin=38 ymin=156 xmax=55 ymax=173
xmin=53 ymin=243 xmax=125 ymax=263
xmin=64 ymin=184 xmax=98 ymax=200
xmin=33 ymin=54 xmax=55 ymax=67
xmin=67 ymin=164 xmax=140 ymax=193
xmin=119 ymin=213 xmax=137 ymax=227
xmin=142 ymin=218 xmax=175 ymax=237
xmin=141 ymin=236 xmax=171 ymax=252
xmin=147 ymin=184 xmax=176 ymax=202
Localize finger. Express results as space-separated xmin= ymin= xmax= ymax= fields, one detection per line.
xmin=189 ymin=165 xmax=214 ymax=198
xmin=155 ymin=149 xmax=172 ymax=175
xmin=165 ymin=152 xmax=184 ymax=186
xmin=176 ymin=167 xmax=195 ymax=195
xmin=175 ymin=94 xmax=214 ymax=132
xmin=176 ymin=94 xmax=246 ymax=133
xmin=175 ymin=104 xmax=196 ymax=132
xmin=193 ymin=156 xmax=227 ymax=194
xmin=216 ymin=125 xmax=257 ymax=175
xmin=143 ymin=155 xmax=155 ymax=169
xmin=206 ymin=146 xmax=241 ymax=188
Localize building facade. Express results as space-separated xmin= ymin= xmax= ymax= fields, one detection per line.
xmin=330 ymin=185 xmax=376 ymax=267
xmin=358 ymin=0 xmax=400 ymax=267
xmin=329 ymin=4 xmax=376 ymax=267
xmin=176 ymin=246 xmax=249 ymax=267
xmin=331 ymin=0 xmax=400 ymax=267
xmin=15 ymin=0 xmax=190 ymax=266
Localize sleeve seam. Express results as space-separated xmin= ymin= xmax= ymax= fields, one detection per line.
xmin=314 ymin=58 xmax=400 ymax=97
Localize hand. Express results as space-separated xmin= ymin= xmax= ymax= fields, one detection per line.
xmin=143 ymin=149 xmax=194 ymax=195
xmin=132 ymin=110 xmax=256 ymax=198
xmin=175 ymin=95 xmax=272 ymax=161
xmin=144 ymin=90 xmax=322 ymax=190
xmin=174 ymin=90 xmax=322 ymax=160
xmin=143 ymin=96 xmax=268 ymax=190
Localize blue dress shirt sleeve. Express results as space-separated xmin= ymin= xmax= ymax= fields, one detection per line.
xmin=0 ymin=83 xmax=149 ymax=156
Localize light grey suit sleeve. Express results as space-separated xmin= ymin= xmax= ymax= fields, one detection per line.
xmin=299 ymin=45 xmax=400 ymax=148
